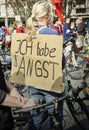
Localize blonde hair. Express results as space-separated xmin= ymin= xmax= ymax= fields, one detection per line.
xmin=32 ymin=1 xmax=51 ymax=20
xmin=27 ymin=1 xmax=51 ymax=35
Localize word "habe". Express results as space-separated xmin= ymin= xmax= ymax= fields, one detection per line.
xmin=16 ymin=39 xmax=56 ymax=58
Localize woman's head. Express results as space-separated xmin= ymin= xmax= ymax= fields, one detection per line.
xmin=32 ymin=1 xmax=52 ymax=23
xmin=27 ymin=1 xmax=52 ymax=35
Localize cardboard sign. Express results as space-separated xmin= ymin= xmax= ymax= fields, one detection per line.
xmin=10 ymin=33 xmax=64 ymax=93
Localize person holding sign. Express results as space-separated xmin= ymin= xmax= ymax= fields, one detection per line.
xmin=0 ymin=61 xmax=35 ymax=130
xmin=27 ymin=1 xmax=64 ymax=130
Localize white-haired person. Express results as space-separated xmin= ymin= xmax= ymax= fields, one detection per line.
xmin=26 ymin=1 xmax=64 ymax=130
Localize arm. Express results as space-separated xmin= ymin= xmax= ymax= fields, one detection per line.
xmin=0 ymin=61 xmax=35 ymax=108
xmin=5 ymin=79 xmax=14 ymax=92
xmin=1 ymin=93 xmax=35 ymax=108
xmin=1 ymin=93 xmax=23 ymax=108
xmin=4 ymin=80 xmax=36 ymax=108
xmin=63 ymin=23 xmax=72 ymax=40
xmin=0 ymin=88 xmax=35 ymax=108
xmin=5 ymin=79 xmax=28 ymax=103
xmin=0 ymin=88 xmax=22 ymax=107
xmin=0 ymin=88 xmax=6 ymax=104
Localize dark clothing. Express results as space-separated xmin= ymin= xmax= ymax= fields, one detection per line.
xmin=0 ymin=61 xmax=8 ymax=104
xmin=0 ymin=62 xmax=9 ymax=91
xmin=0 ymin=89 xmax=6 ymax=104
xmin=0 ymin=61 xmax=13 ymax=130
xmin=87 ymin=21 xmax=89 ymax=29
xmin=63 ymin=23 xmax=73 ymax=40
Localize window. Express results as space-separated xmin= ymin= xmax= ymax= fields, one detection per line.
xmin=76 ymin=8 xmax=86 ymax=13
xmin=76 ymin=0 xmax=86 ymax=5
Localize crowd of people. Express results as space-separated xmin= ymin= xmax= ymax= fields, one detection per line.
xmin=0 ymin=1 xmax=89 ymax=130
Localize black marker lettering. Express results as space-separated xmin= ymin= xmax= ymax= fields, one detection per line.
xmin=16 ymin=57 xmax=25 ymax=77
xmin=35 ymin=60 xmax=42 ymax=77
xmin=50 ymin=61 xmax=59 ymax=80
xmin=26 ymin=58 xmax=33 ymax=76
xmin=43 ymin=61 xmax=49 ymax=78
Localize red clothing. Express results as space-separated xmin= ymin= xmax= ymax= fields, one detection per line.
xmin=52 ymin=0 xmax=62 ymax=4
xmin=52 ymin=0 xmax=64 ymax=25
xmin=59 ymin=24 xmax=63 ymax=34
xmin=50 ymin=24 xmax=60 ymax=35
xmin=3 ymin=28 xmax=9 ymax=34
xmin=16 ymin=27 xmax=22 ymax=33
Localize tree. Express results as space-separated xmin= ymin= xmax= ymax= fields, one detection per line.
xmin=6 ymin=0 xmax=76 ymax=22
xmin=7 ymin=0 xmax=39 ymax=22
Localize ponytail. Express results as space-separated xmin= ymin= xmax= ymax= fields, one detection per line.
xmin=27 ymin=16 xmax=37 ymax=36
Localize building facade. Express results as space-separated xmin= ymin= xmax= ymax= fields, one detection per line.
xmin=63 ymin=0 xmax=89 ymax=18
xmin=0 ymin=0 xmax=89 ymax=27
xmin=0 ymin=0 xmax=14 ymax=27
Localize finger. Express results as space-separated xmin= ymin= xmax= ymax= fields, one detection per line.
xmin=19 ymin=96 xmax=28 ymax=104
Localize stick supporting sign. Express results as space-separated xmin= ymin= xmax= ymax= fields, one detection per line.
xmin=10 ymin=33 xmax=64 ymax=93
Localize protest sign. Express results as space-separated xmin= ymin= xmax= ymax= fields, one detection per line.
xmin=10 ymin=33 xmax=64 ymax=93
